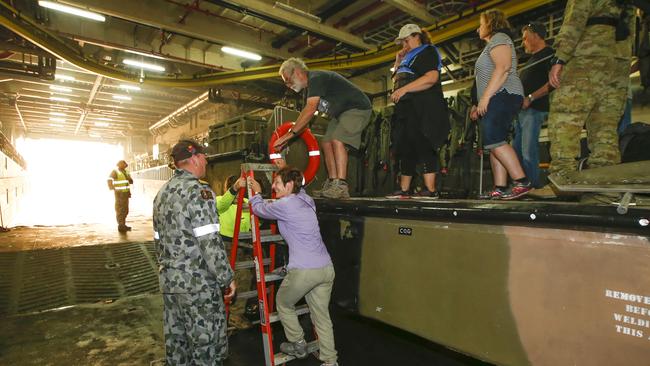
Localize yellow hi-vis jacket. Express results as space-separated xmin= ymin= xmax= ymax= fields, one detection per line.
xmin=111 ymin=169 xmax=131 ymax=193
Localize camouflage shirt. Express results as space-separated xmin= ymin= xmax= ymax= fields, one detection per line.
xmin=554 ymin=0 xmax=624 ymax=62
xmin=153 ymin=169 xmax=233 ymax=293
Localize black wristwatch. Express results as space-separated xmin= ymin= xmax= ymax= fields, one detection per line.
xmin=550 ymin=56 xmax=566 ymax=66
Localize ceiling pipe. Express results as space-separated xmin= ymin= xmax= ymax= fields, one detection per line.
xmin=74 ymin=74 xmax=103 ymax=134
xmin=0 ymin=0 xmax=553 ymax=87
xmin=149 ymin=90 xmax=208 ymax=132
xmin=14 ymin=97 xmax=28 ymax=131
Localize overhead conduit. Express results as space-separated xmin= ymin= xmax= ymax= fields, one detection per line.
xmin=0 ymin=0 xmax=553 ymax=88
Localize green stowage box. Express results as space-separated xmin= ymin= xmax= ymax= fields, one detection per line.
xmin=208 ymin=115 xmax=267 ymax=154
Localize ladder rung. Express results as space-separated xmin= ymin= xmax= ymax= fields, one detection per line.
xmin=235 ymin=286 xmax=271 ymax=302
xmin=237 ymin=290 xmax=259 ymax=300
xmin=238 ymin=230 xmax=285 ymax=243
xmin=252 ymin=304 xmax=310 ymax=326
xmin=269 ymin=304 xmax=310 ymax=323
xmin=260 ymin=234 xmax=284 ymax=243
xmin=273 ymin=340 xmax=319 ymax=365
xmin=264 ymin=273 xmax=286 ymax=282
xmin=241 ymin=163 xmax=278 ymax=172
xmin=235 ymin=257 xmax=270 ymax=270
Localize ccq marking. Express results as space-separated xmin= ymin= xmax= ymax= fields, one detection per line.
xmin=398 ymin=227 xmax=412 ymax=236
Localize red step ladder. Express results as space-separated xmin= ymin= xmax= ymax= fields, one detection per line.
xmin=228 ymin=163 xmax=319 ymax=366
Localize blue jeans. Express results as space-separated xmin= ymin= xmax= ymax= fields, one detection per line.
xmin=513 ymin=108 xmax=547 ymax=188
xmin=480 ymin=90 xmax=523 ymax=149
xmin=617 ymin=97 xmax=633 ymax=136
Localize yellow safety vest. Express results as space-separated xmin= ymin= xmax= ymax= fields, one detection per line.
xmin=112 ymin=169 xmax=131 ymax=193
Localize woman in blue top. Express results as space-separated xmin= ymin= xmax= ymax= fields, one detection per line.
xmin=248 ymin=167 xmax=338 ymax=366
xmin=389 ymin=24 xmax=450 ymax=199
xmin=473 ymin=9 xmax=532 ymax=200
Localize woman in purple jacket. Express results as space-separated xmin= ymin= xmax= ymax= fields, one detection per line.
xmin=248 ymin=167 xmax=338 ymax=366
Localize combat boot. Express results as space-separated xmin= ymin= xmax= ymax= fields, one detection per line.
xmin=322 ymin=179 xmax=349 ymax=199
xmin=312 ymin=179 xmax=333 ymax=197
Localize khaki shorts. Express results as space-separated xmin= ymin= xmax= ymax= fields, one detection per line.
xmin=323 ymin=108 xmax=372 ymax=149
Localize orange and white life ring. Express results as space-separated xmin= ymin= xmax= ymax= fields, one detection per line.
xmin=268 ymin=121 xmax=320 ymax=185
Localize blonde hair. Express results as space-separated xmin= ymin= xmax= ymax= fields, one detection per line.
xmin=481 ymin=9 xmax=512 ymax=36
xmin=279 ymin=58 xmax=308 ymax=77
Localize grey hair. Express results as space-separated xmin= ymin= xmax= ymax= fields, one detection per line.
xmin=279 ymin=57 xmax=308 ymax=76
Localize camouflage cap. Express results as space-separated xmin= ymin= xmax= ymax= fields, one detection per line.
xmin=171 ymin=139 xmax=205 ymax=163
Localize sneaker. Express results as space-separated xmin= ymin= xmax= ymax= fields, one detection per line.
xmin=479 ymin=188 xmax=506 ymax=200
xmin=312 ymin=179 xmax=333 ymax=198
xmin=501 ymin=181 xmax=533 ymax=200
xmin=386 ymin=190 xmax=410 ymax=199
xmin=280 ymin=340 xmax=307 ymax=359
xmin=321 ymin=363 xmax=338 ymax=366
xmin=322 ymin=180 xmax=349 ymax=199
xmin=414 ymin=189 xmax=439 ymax=199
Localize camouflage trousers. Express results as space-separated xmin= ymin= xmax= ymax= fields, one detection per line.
xmin=224 ymin=240 xmax=254 ymax=329
xmin=163 ymin=290 xmax=228 ymax=366
xmin=548 ymin=56 xmax=627 ymax=176
xmin=114 ymin=191 xmax=130 ymax=227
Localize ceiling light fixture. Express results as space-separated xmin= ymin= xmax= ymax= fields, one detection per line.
xmin=97 ymin=117 xmax=112 ymax=121
xmin=221 ymin=46 xmax=262 ymax=61
xmin=49 ymin=112 xmax=67 ymax=117
xmin=119 ymin=84 xmax=141 ymax=91
xmin=49 ymin=117 xmax=66 ymax=122
xmin=50 ymin=96 xmax=70 ymax=102
xmin=38 ymin=1 xmax=105 ymax=22
xmin=123 ymin=59 xmax=165 ymax=72
xmin=113 ymin=95 xmax=132 ymax=101
xmin=54 ymin=74 xmax=75 ymax=82
xmin=49 ymin=85 xmax=72 ymax=92
xmin=94 ymin=122 xmax=110 ymax=127
xmin=49 ymin=123 xmax=64 ymax=128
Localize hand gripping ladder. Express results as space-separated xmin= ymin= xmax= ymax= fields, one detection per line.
xmin=228 ymin=163 xmax=318 ymax=366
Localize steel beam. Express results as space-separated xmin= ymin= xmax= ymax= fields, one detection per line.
xmin=75 ymin=74 xmax=103 ymax=134
xmin=0 ymin=0 xmax=553 ymax=88
xmin=219 ymin=0 xmax=374 ymax=50
xmin=383 ymin=0 xmax=436 ymax=24
xmin=14 ymin=100 xmax=27 ymax=131
xmin=56 ymin=0 xmax=292 ymax=59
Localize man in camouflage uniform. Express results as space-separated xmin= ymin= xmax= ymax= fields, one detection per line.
xmin=107 ymin=160 xmax=133 ymax=232
xmin=614 ymin=6 xmax=638 ymax=135
xmin=153 ymin=139 xmax=235 ymax=366
xmin=548 ymin=0 xmax=633 ymax=178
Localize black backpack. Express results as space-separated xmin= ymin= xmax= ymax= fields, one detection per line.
xmin=620 ymin=122 xmax=650 ymax=162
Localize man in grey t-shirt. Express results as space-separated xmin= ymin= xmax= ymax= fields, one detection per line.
xmin=274 ymin=58 xmax=372 ymax=199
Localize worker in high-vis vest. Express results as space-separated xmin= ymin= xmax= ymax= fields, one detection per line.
xmin=107 ymin=160 xmax=133 ymax=232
